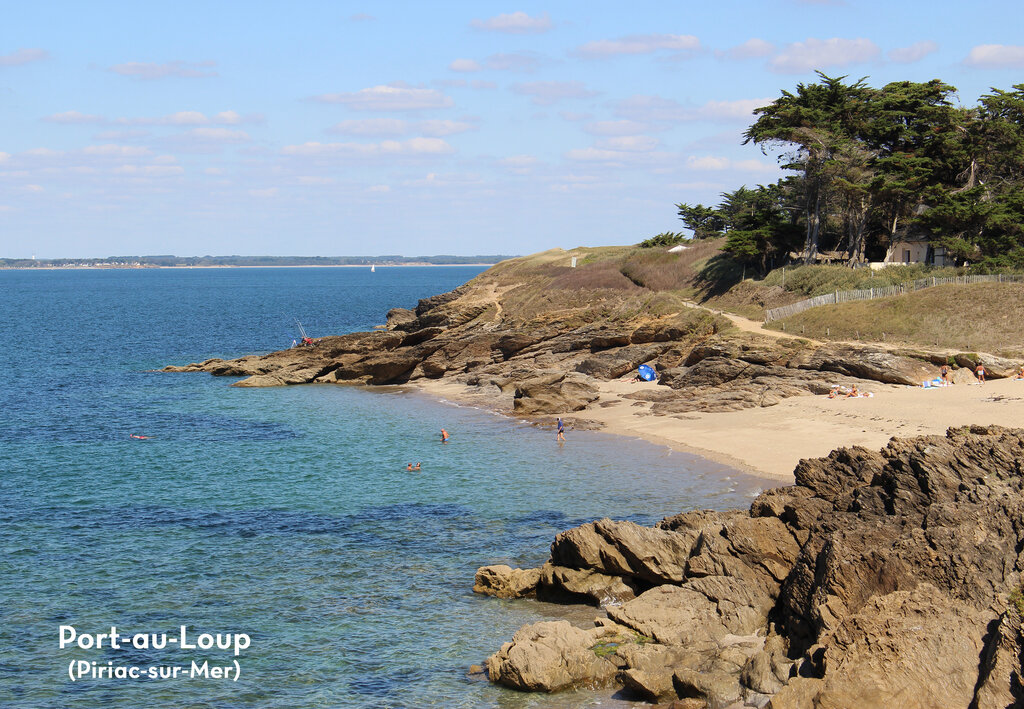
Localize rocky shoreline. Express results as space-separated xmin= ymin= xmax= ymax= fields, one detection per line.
xmin=161 ymin=254 xmax=1024 ymax=707
xmin=475 ymin=425 xmax=1024 ymax=708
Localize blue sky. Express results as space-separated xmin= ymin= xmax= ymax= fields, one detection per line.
xmin=2 ymin=0 xmax=1023 ymax=258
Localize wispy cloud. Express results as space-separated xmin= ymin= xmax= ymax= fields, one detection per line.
xmin=511 ymin=81 xmax=598 ymax=106
xmin=328 ymin=118 xmax=474 ymax=137
xmin=312 ymin=84 xmax=453 ymax=111
xmin=686 ymin=155 xmax=777 ymax=172
xmin=281 ymin=138 xmax=455 ymax=157
xmin=574 ymin=34 xmax=700 ymax=59
xmin=0 ymin=48 xmax=49 ymax=67
xmin=470 ymin=11 xmax=551 ymax=34
xmin=888 ymin=41 xmax=939 ymax=64
xmin=769 ymin=38 xmax=880 ymax=73
xmin=449 ymin=58 xmax=482 ymax=73
xmin=109 ymin=60 xmax=218 ymax=80
xmin=722 ymin=39 xmax=775 ymax=60
xmin=43 ymin=109 xmax=257 ymax=127
xmin=964 ymin=44 xmax=1024 ymax=68
xmin=584 ymin=120 xmax=651 ymax=136
xmin=613 ymin=95 xmax=773 ymax=123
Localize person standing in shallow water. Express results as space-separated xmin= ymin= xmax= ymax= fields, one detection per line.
xmin=440 ymin=428 xmax=450 ymax=443
xmin=556 ymin=418 xmax=565 ymax=442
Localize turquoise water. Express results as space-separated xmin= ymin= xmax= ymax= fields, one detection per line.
xmin=0 ymin=267 xmax=765 ymax=708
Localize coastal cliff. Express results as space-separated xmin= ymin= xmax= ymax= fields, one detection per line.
xmin=162 ymin=248 xmax=1019 ymax=419
xmin=476 ymin=425 xmax=1024 ymax=708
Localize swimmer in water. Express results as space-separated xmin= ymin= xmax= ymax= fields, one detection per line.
xmin=407 ymin=463 xmax=413 ymax=471
xmin=129 ymin=434 xmax=150 ymax=440
xmin=414 ymin=462 xmax=421 ymax=471
xmin=440 ymin=428 xmax=449 ymax=443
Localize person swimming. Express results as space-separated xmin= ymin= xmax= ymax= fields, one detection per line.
xmin=406 ymin=463 xmax=413 ymax=471
xmin=129 ymin=434 xmax=150 ymax=440
xmin=414 ymin=462 xmax=421 ymax=471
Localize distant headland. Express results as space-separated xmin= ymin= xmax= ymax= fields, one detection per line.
xmin=0 ymin=255 xmax=514 ymax=269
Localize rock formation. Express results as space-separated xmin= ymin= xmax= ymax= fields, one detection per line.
xmin=163 ymin=252 xmax=1010 ymax=416
xmin=475 ymin=426 xmax=1024 ymax=708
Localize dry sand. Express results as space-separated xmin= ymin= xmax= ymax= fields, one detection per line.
xmin=415 ymin=376 xmax=1024 ymax=483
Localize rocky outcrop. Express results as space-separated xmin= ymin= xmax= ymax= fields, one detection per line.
xmin=477 ymin=426 xmax=1024 ymax=708
xmin=162 ymin=254 xmax=1019 ymax=416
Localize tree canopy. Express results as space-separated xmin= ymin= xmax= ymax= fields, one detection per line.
xmin=668 ymin=74 xmax=1024 ymax=273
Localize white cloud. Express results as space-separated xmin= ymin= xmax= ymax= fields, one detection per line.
xmin=686 ymin=155 xmax=777 ymax=172
xmin=499 ymin=155 xmax=538 ymax=167
xmin=109 ymin=60 xmax=217 ymax=80
xmin=888 ymin=41 xmax=939 ymax=64
xmin=94 ymin=129 xmax=150 ymax=141
xmin=186 ymin=127 xmax=251 ymax=142
xmin=312 ymin=84 xmax=453 ymax=111
xmin=214 ymin=111 xmax=243 ymax=124
xmin=511 ymin=81 xmax=598 ymax=106
xmin=163 ymin=111 xmax=209 ymax=125
xmin=24 ymin=184 xmax=44 ymax=192
xmin=471 ymin=11 xmax=551 ymax=34
xmin=113 ymin=164 xmax=184 ymax=176
xmin=449 ymin=58 xmax=481 ymax=72
xmin=613 ymin=95 xmax=773 ymax=122
xmin=249 ymin=187 xmax=279 ymax=198
xmin=584 ymin=120 xmax=649 ymax=136
xmin=24 ymin=148 xmax=63 ymax=157
xmin=485 ymin=52 xmax=545 ymax=72
xmin=724 ymin=39 xmax=775 ymax=60
xmin=330 ymin=118 xmax=408 ymax=136
xmin=0 ymin=152 xmax=10 ymax=162
xmin=574 ymin=34 xmax=700 ymax=59
xmin=281 ymin=138 xmax=454 ymax=157
xmin=296 ymin=176 xmax=335 ymax=185
xmin=368 ymin=184 xmax=391 ymax=193
xmin=770 ymin=38 xmax=880 ymax=73
xmin=83 ymin=144 xmax=152 ymax=157
xmin=44 ymin=111 xmax=105 ymax=124
xmin=0 ymin=48 xmax=48 ymax=66
xmin=417 ymin=119 xmax=474 ymax=136
xmin=471 ymin=80 xmax=497 ymax=90
xmin=964 ymin=44 xmax=1024 ymax=68
xmin=595 ymin=135 xmax=659 ymax=152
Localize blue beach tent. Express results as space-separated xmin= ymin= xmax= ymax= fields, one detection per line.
xmin=637 ymin=364 xmax=657 ymax=382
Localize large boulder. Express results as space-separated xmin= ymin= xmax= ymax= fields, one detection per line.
xmin=485 ymin=620 xmax=620 ymax=692
xmin=513 ymin=372 xmax=599 ymax=415
xmin=473 ymin=565 xmax=541 ymax=599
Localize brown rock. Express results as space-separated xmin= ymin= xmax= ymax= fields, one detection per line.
xmin=485 ymin=620 xmax=618 ymax=692
xmin=473 ymin=565 xmax=541 ymax=599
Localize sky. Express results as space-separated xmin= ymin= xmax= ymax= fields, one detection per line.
xmin=2 ymin=1 xmax=1023 ymax=258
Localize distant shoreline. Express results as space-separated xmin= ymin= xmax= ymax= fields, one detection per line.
xmin=0 ymin=263 xmax=496 ymax=271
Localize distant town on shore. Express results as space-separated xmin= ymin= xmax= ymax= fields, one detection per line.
xmin=0 ymin=255 xmax=514 ymax=269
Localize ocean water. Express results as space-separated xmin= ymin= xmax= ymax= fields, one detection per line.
xmin=0 ymin=267 xmax=766 ymax=708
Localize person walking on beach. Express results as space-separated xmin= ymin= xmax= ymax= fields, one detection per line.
xmin=976 ymin=363 xmax=987 ymax=384
xmin=440 ymin=428 xmax=450 ymax=443
xmin=940 ymin=364 xmax=949 ymax=385
xmin=556 ymin=418 xmax=565 ymax=442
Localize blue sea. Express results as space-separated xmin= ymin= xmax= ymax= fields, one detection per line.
xmin=0 ymin=266 xmax=766 ymax=708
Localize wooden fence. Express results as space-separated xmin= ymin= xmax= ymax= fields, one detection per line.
xmin=764 ymin=274 xmax=1024 ymax=322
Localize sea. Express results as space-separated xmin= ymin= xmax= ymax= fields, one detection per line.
xmin=0 ymin=266 xmax=767 ymax=708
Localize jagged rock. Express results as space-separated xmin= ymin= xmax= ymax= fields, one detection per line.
xmin=672 ymin=667 xmax=742 ymax=708
xmin=538 ymin=563 xmax=638 ymax=606
xmin=950 ymin=366 xmax=978 ymax=385
xmin=513 ymin=372 xmax=599 ymax=415
xmin=473 ymin=565 xmax=541 ymax=599
xmin=386 ymin=307 xmax=416 ymax=330
xmin=575 ymin=344 xmax=665 ymax=380
xmin=617 ymin=644 xmax=714 ymax=703
xmin=485 ymin=620 xmax=618 ymax=692
xmin=974 ymin=609 xmax=1024 ymax=709
xmin=792 ymin=585 xmax=988 ymax=709
xmin=550 ymin=518 xmax=698 ymax=584
xmin=953 ymin=352 xmax=1021 ymax=378
xmin=792 ymin=344 xmax=935 ymax=385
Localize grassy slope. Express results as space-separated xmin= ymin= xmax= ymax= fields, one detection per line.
xmin=763 ymin=283 xmax=1024 ymax=356
xmin=471 ymin=244 xmax=1023 ymax=355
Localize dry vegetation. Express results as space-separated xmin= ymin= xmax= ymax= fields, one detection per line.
xmin=763 ymin=283 xmax=1024 ymax=355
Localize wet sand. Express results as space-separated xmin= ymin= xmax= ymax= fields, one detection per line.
xmin=415 ymin=377 xmax=1024 ymax=482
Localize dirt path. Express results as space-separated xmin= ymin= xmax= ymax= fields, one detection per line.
xmin=680 ymin=300 xmax=823 ymax=344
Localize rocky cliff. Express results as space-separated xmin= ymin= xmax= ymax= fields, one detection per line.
xmin=475 ymin=425 xmax=1024 ymax=708
xmin=162 ymin=249 xmax=1017 ymax=416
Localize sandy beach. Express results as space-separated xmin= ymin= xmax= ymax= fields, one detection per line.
xmin=415 ymin=376 xmax=1024 ymax=482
